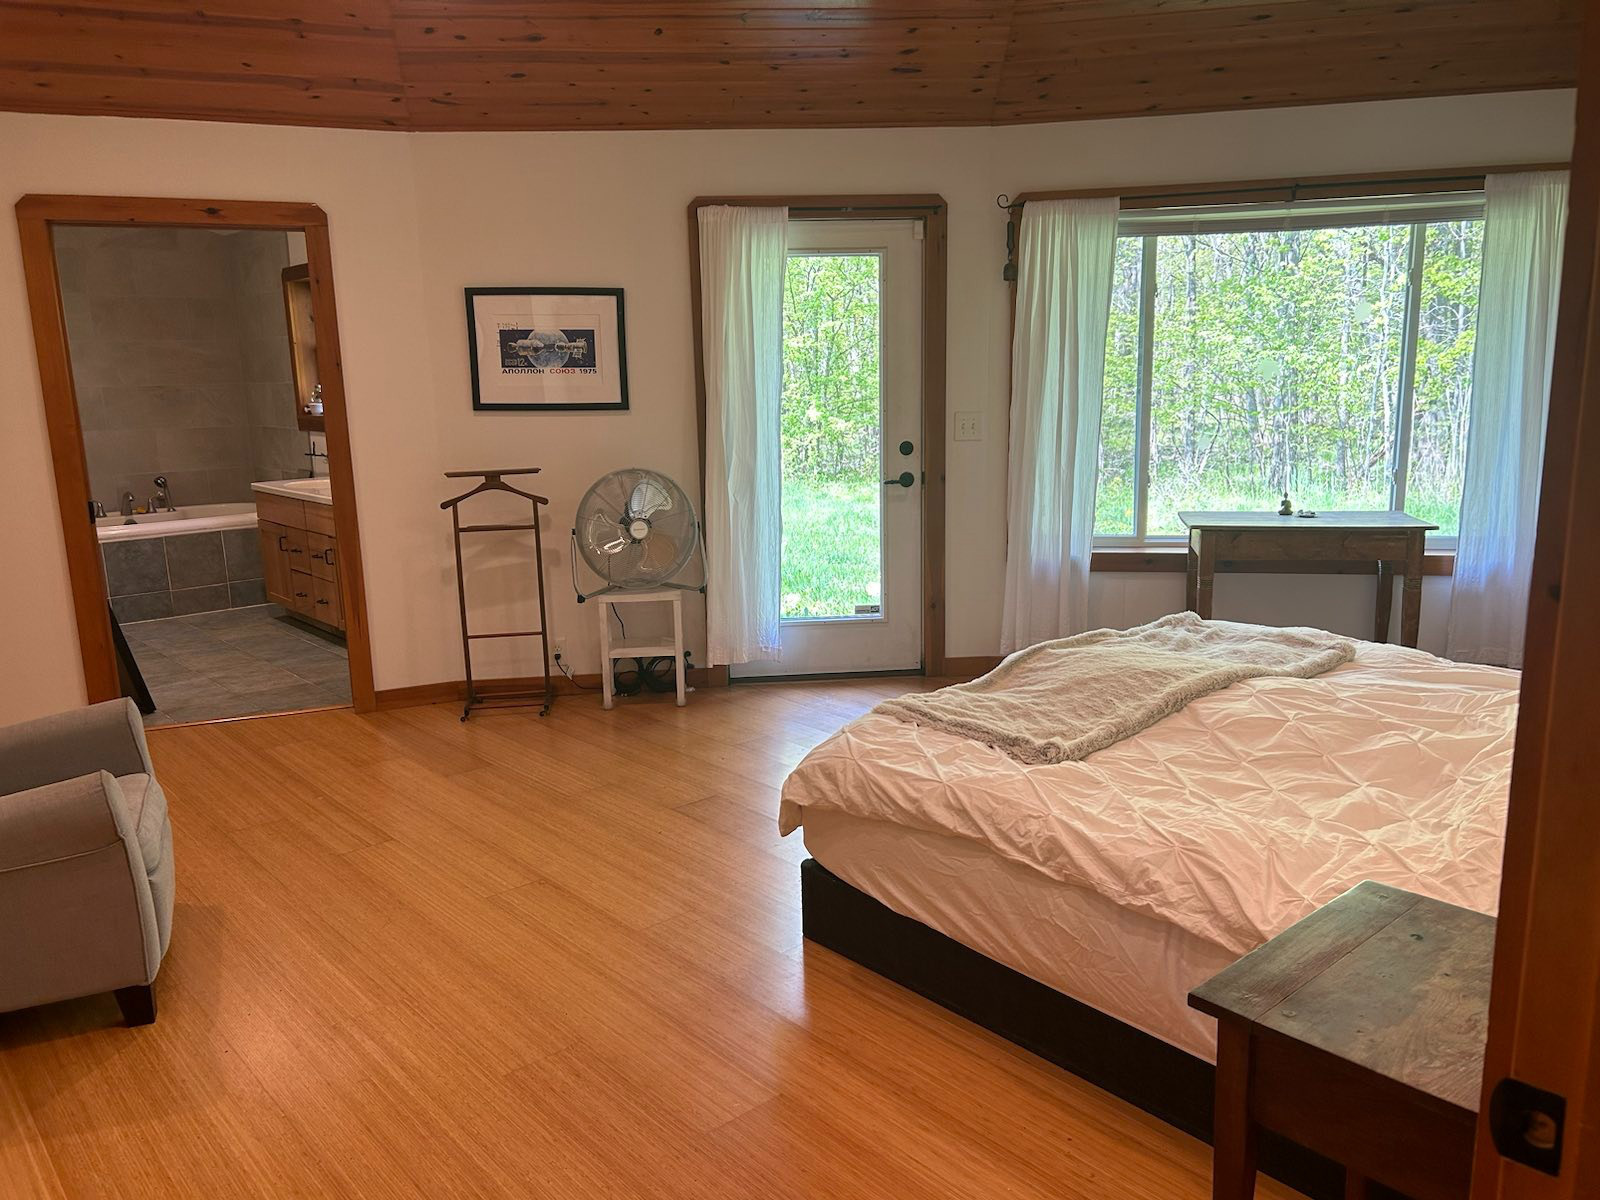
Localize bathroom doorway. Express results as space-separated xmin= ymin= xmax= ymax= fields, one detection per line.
xmin=17 ymin=196 xmax=375 ymax=724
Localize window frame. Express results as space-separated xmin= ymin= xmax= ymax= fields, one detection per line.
xmin=1095 ymin=202 xmax=1482 ymax=550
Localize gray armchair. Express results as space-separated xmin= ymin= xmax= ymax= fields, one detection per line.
xmin=0 ymin=699 xmax=174 ymax=1025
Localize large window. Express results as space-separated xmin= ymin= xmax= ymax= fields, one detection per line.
xmin=1096 ymin=196 xmax=1485 ymax=542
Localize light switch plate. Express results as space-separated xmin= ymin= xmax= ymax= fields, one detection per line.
xmin=954 ymin=411 xmax=983 ymax=442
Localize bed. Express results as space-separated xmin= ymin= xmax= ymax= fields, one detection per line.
xmin=780 ymin=634 xmax=1518 ymax=1194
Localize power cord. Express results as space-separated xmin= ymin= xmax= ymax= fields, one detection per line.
xmin=552 ymin=649 xmax=695 ymax=697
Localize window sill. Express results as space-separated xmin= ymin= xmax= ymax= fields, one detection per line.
xmin=1089 ymin=546 xmax=1456 ymax=576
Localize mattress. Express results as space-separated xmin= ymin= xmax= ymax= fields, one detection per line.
xmin=783 ymin=636 xmax=1519 ymax=1059
xmin=803 ymin=808 xmax=1236 ymax=1058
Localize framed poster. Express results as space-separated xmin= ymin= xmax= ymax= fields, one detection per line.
xmin=465 ymin=286 xmax=628 ymax=411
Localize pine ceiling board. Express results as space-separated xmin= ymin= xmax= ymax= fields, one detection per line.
xmin=0 ymin=68 xmax=409 ymax=127
xmin=995 ymin=35 xmax=1577 ymax=122
xmin=994 ymin=0 xmax=1577 ymax=121
xmin=0 ymin=0 xmax=406 ymax=126
xmin=0 ymin=0 xmax=1577 ymax=130
xmin=390 ymin=16 xmax=1005 ymax=56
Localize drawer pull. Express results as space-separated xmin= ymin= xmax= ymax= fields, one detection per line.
xmin=290 ymin=546 xmax=303 ymax=554
xmin=325 ymin=547 xmax=336 ymax=567
xmin=316 ymin=598 xmax=329 ymax=606
xmin=277 ymin=534 xmax=288 ymax=552
xmin=294 ymin=591 xmax=308 ymax=598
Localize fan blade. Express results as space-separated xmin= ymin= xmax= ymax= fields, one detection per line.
xmin=629 ymin=477 xmax=673 ymax=519
xmin=639 ymin=530 xmax=680 ymax=574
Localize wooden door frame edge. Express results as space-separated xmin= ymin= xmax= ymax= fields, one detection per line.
xmin=687 ymin=193 xmax=948 ymax=676
xmin=14 ymin=194 xmax=377 ymax=713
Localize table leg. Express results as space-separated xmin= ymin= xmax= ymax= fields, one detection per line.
xmin=1373 ymin=561 xmax=1394 ymax=644
xmin=599 ymin=600 xmax=615 ymax=710
xmin=672 ymin=594 xmax=687 ymax=707
xmin=1195 ymin=534 xmax=1216 ymax=621
xmin=1400 ymin=533 xmax=1425 ymax=649
xmin=1212 ymin=1019 xmax=1258 ymax=1200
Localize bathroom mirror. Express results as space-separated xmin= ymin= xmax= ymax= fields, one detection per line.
xmin=281 ymin=262 xmax=323 ymax=432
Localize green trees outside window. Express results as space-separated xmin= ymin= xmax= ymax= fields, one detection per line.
xmin=780 ymin=252 xmax=883 ymax=619
xmin=1098 ymin=217 xmax=1484 ymax=539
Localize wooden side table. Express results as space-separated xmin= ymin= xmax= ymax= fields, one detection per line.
xmin=1178 ymin=512 xmax=1437 ymax=647
xmin=595 ymin=588 xmax=687 ymax=709
xmin=1188 ymin=882 xmax=1492 ymax=1200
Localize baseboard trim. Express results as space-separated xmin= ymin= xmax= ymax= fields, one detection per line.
xmin=375 ymin=666 xmax=725 ymax=711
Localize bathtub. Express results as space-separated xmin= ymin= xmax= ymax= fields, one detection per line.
xmin=96 ymin=502 xmax=258 ymax=543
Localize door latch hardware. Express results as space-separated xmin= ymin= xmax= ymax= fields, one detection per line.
xmin=1488 ymin=1077 xmax=1565 ymax=1176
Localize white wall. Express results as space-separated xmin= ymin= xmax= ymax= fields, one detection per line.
xmin=0 ymin=91 xmax=1573 ymax=723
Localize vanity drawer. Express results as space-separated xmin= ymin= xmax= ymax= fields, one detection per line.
xmin=311 ymin=573 xmax=343 ymax=630
xmin=255 ymin=491 xmax=305 ymax=530
xmin=287 ymin=569 xmax=316 ymax=617
xmin=307 ymin=533 xmax=338 ymax=581
xmin=303 ymin=502 xmax=337 ymax=537
xmin=282 ymin=525 xmax=310 ymax=572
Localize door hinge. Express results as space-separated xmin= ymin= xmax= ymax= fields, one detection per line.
xmin=1488 ymin=1077 xmax=1565 ymax=1176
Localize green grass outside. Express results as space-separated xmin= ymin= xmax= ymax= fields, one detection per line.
xmin=781 ymin=477 xmax=881 ymax=618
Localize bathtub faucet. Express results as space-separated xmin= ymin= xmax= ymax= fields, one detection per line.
xmin=120 ymin=490 xmax=136 ymax=517
xmin=149 ymin=476 xmax=175 ymax=513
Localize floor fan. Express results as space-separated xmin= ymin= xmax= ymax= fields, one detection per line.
xmin=570 ymin=468 xmax=705 ymax=600
xmin=571 ymin=468 xmax=706 ymax=701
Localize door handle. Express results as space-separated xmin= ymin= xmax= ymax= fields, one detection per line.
xmin=898 ymin=440 xmax=915 ymax=456
xmin=882 ymin=472 xmax=916 ymax=488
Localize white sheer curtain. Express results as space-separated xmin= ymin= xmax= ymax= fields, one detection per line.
xmin=1000 ymin=197 xmax=1120 ymax=653
xmin=698 ymin=205 xmax=787 ymax=665
xmin=1446 ymin=171 xmax=1569 ymax=667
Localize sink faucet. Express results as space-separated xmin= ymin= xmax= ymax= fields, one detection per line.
xmin=149 ymin=476 xmax=174 ymax=513
xmin=120 ymin=490 xmax=136 ymax=517
xmin=305 ymin=445 xmax=328 ymax=477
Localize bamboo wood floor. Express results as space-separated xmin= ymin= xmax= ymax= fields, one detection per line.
xmin=0 ymin=679 xmax=1299 ymax=1199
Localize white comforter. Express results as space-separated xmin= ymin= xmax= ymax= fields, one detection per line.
xmin=780 ymin=641 xmax=1517 ymax=956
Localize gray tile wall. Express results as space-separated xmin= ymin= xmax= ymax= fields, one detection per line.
xmin=103 ymin=529 xmax=266 ymax=622
xmin=55 ymin=227 xmax=307 ymax=511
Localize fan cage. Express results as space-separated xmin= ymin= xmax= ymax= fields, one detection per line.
xmin=574 ymin=468 xmax=698 ymax=588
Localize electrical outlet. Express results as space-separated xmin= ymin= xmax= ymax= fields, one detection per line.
xmin=954 ymin=411 xmax=983 ymax=442
xmin=551 ymin=635 xmax=568 ymax=660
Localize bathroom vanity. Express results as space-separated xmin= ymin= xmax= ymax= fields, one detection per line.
xmin=251 ymin=479 xmax=344 ymax=635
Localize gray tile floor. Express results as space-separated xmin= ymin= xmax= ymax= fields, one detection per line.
xmin=122 ymin=604 xmax=352 ymax=727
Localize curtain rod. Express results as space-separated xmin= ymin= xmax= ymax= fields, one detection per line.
xmin=998 ymin=175 xmax=1495 ymax=211
xmin=997 ymin=165 xmax=1571 ymax=212
xmin=789 ymin=204 xmax=943 ymax=213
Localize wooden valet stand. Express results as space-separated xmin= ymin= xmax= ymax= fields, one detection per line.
xmin=441 ymin=468 xmax=555 ymax=721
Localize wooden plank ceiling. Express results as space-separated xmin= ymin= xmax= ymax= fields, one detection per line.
xmin=0 ymin=1 xmax=1579 ymax=132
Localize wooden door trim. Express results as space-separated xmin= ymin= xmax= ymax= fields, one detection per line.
xmin=687 ymin=194 xmax=948 ymax=676
xmin=14 ymin=193 xmax=377 ymax=713
xmin=1469 ymin=16 xmax=1600 ymax=1196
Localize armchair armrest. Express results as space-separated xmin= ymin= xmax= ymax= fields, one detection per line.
xmin=0 ymin=769 xmax=162 ymax=1014
xmin=0 ymin=699 xmax=151 ymax=797
xmin=0 ymin=771 xmax=130 ymax=873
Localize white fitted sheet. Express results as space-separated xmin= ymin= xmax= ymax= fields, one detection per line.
xmin=803 ymin=808 xmax=1236 ymax=1060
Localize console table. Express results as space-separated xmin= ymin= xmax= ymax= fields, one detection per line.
xmin=1189 ymin=882 xmax=1492 ymax=1200
xmin=1179 ymin=511 xmax=1437 ymax=647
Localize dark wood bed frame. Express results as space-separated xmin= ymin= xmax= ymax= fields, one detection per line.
xmin=801 ymin=857 xmax=1378 ymax=1200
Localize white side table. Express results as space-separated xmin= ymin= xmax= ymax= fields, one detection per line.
xmin=595 ymin=588 xmax=687 ymax=709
